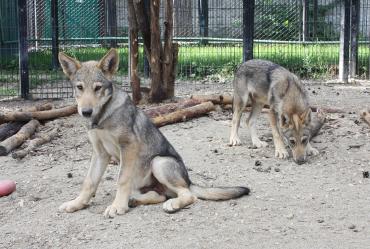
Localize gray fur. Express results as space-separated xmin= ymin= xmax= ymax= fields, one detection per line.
xmin=58 ymin=49 xmax=249 ymax=216
xmin=230 ymin=59 xmax=319 ymax=164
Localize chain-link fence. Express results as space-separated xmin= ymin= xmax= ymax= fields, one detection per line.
xmin=0 ymin=0 xmax=369 ymax=99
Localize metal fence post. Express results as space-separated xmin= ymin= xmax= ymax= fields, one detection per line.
xmin=198 ymin=0 xmax=208 ymax=44
xmin=339 ymin=0 xmax=351 ymax=83
xmin=107 ymin=0 xmax=117 ymax=48
xmin=243 ymin=0 xmax=254 ymax=62
xmin=302 ymin=0 xmax=309 ymax=42
xmin=51 ymin=0 xmax=59 ymax=70
xmin=18 ymin=0 xmax=29 ymax=99
xmin=313 ymin=0 xmax=318 ymax=39
xmin=349 ymin=0 xmax=360 ymax=78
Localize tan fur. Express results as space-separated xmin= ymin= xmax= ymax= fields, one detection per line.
xmin=58 ymin=49 xmax=249 ymax=217
xmin=230 ymin=59 xmax=319 ymax=164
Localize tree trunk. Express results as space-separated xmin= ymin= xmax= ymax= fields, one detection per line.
xmin=0 ymin=119 xmax=40 ymax=156
xmin=162 ymin=0 xmax=175 ymax=98
xmin=128 ymin=0 xmax=141 ymax=104
xmin=149 ymin=0 xmax=165 ymax=102
xmin=130 ymin=0 xmax=177 ymax=103
xmin=151 ymin=101 xmax=215 ymax=127
xmin=133 ymin=0 xmax=151 ymax=57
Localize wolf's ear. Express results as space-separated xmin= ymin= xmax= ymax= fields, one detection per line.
xmin=300 ymin=108 xmax=312 ymax=125
xmin=97 ymin=48 xmax=119 ymax=78
xmin=280 ymin=114 xmax=290 ymax=128
xmin=58 ymin=52 xmax=81 ymax=79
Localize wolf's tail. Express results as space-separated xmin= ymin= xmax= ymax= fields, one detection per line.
xmin=189 ymin=184 xmax=250 ymax=201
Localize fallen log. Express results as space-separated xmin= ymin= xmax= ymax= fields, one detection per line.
xmin=144 ymin=99 xmax=202 ymax=118
xmin=12 ymin=127 xmax=59 ymax=159
xmin=360 ymin=110 xmax=370 ymax=127
xmin=0 ymin=105 xmax=77 ymax=124
xmin=310 ymin=106 xmax=346 ymax=114
xmin=0 ymin=102 xmax=54 ymax=141
xmin=152 ymin=101 xmax=215 ymax=127
xmin=19 ymin=102 xmax=53 ymax=112
xmin=0 ymin=122 xmax=26 ymax=142
xmin=310 ymin=109 xmax=327 ymax=138
xmin=0 ymin=119 xmax=40 ymax=156
xmin=190 ymin=94 xmax=233 ymax=105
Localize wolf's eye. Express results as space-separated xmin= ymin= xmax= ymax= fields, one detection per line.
xmin=301 ymin=136 xmax=308 ymax=144
xmin=289 ymin=138 xmax=296 ymax=146
xmin=94 ymin=85 xmax=102 ymax=91
xmin=76 ymin=85 xmax=83 ymax=90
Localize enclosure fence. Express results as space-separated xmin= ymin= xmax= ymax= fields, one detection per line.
xmin=0 ymin=0 xmax=369 ymax=99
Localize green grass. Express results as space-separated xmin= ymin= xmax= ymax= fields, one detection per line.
xmin=0 ymin=43 xmax=369 ymax=81
xmin=0 ymin=87 xmax=17 ymax=96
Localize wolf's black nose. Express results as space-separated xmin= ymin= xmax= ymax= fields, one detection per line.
xmin=295 ymin=158 xmax=305 ymax=165
xmin=81 ymin=108 xmax=93 ymax=117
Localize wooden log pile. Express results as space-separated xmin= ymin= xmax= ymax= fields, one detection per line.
xmin=0 ymin=103 xmax=74 ymax=158
xmin=1 ymin=93 xmax=342 ymax=158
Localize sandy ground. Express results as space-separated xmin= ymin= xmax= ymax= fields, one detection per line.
xmin=1 ymin=81 xmax=370 ymax=249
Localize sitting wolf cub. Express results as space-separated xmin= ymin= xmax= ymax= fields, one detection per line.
xmin=58 ymin=49 xmax=249 ymax=218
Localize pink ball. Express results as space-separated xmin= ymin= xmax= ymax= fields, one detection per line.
xmin=0 ymin=180 xmax=16 ymax=197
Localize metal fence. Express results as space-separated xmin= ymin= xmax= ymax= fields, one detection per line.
xmin=0 ymin=0 xmax=369 ymax=99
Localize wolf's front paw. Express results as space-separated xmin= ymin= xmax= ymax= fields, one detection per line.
xmin=229 ymin=136 xmax=242 ymax=146
xmin=163 ymin=199 xmax=180 ymax=214
xmin=307 ymin=146 xmax=319 ymax=156
xmin=275 ymin=147 xmax=289 ymax=159
xmin=59 ymin=199 xmax=86 ymax=213
xmin=252 ymin=139 xmax=268 ymax=148
xmin=104 ymin=204 xmax=129 ymax=218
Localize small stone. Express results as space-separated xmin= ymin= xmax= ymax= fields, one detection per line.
xmin=229 ymin=201 xmax=237 ymax=207
xmin=67 ymin=173 xmax=73 ymax=178
xmin=19 ymin=199 xmax=24 ymax=207
xmin=348 ymin=224 xmax=356 ymax=229
xmin=105 ymin=176 xmax=114 ymax=181
xmin=354 ymin=120 xmax=360 ymax=125
xmin=255 ymin=160 xmax=262 ymax=166
xmin=317 ymin=219 xmax=324 ymax=223
xmin=286 ymin=213 xmax=294 ymax=219
xmin=213 ymin=149 xmax=218 ymax=154
xmin=362 ymin=171 xmax=369 ymax=178
xmin=274 ymin=167 xmax=280 ymax=172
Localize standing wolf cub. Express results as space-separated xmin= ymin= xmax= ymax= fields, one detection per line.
xmin=229 ymin=59 xmax=319 ymax=164
xmin=58 ymin=49 xmax=249 ymax=218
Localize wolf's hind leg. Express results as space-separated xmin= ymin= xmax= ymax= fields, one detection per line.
xmin=151 ymin=157 xmax=197 ymax=213
xmin=129 ymin=191 xmax=166 ymax=207
xmin=268 ymin=110 xmax=289 ymax=159
xmin=229 ymin=90 xmax=249 ymax=146
xmin=247 ymin=101 xmax=268 ymax=148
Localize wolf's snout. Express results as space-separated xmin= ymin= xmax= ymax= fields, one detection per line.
xmin=81 ymin=108 xmax=93 ymax=117
xmin=294 ymin=157 xmax=306 ymax=165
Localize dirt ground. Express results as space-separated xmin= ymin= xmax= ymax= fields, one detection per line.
xmin=1 ymin=80 xmax=370 ymax=249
